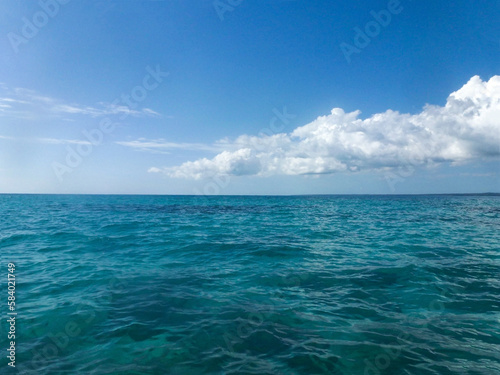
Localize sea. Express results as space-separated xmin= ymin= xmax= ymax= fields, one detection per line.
xmin=1 ymin=194 xmax=499 ymax=375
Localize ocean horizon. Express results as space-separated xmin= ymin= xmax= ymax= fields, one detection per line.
xmin=1 ymin=192 xmax=499 ymax=196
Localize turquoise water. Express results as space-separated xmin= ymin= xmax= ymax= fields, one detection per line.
xmin=1 ymin=194 xmax=499 ymax=375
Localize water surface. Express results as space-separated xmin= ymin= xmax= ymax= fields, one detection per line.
xmin=1 ymin=195 xmax=499 ymax=374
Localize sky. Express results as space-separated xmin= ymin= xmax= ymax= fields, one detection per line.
xmin=0 ymin=0 xmax=499 ymax=195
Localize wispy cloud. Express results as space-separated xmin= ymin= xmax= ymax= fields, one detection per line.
xmin=0 ymin=136 xmax=92 ymax=145
xmin=142 ymin=108 xmax=162 ymax=117
xmin=149 ymin=75 xmax=500 ymax=179
xmin=0 ymin=97 xmax=28 ymax=104
xmin=116 ymin=138 xmax=223 ymax=154
xmin=50 ymin=103 xmax=161 ymax=118
xmin=38 ymin=138 xmax=92 ymax=145
xmin=0 ymin=86 xmax=161 ymax=119
xmin=458 ymin=172 xmax=497 ymax=177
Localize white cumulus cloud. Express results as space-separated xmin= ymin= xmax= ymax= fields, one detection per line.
xmin=150 ymin=75 xmax=500 ymax=179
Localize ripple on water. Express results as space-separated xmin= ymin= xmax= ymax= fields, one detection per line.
xmin=2 ymin=194 xmax=499 ymax=375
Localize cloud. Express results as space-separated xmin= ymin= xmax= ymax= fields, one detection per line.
xmin=50 ymin=103 xmax=161 ymax=118
xmin=37 ymin=138 xmax=92 ymax=145
xmin=0 ymin=98 xmax=27 ymax=104
xmin=164 ymin=148 xmax=262 ymax=179
xmin=0 ymin=86 xmax=161 ymax=119
xmin=116 ymin=138 xmax=223 ymax=154
xmin=0 ymin=136 xmax=93 ymax=145
xmin=150 ymin=75 xmax=500 ymax=179
xmin=142 ymin=108 xmax=162 ymax=117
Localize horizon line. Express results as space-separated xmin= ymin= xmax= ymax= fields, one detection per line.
xmin=0 ymin=192 xmax=499 ymax=197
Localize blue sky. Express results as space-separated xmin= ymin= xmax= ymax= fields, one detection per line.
xmin=0 ymin=0 xmax=498 ymax=194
